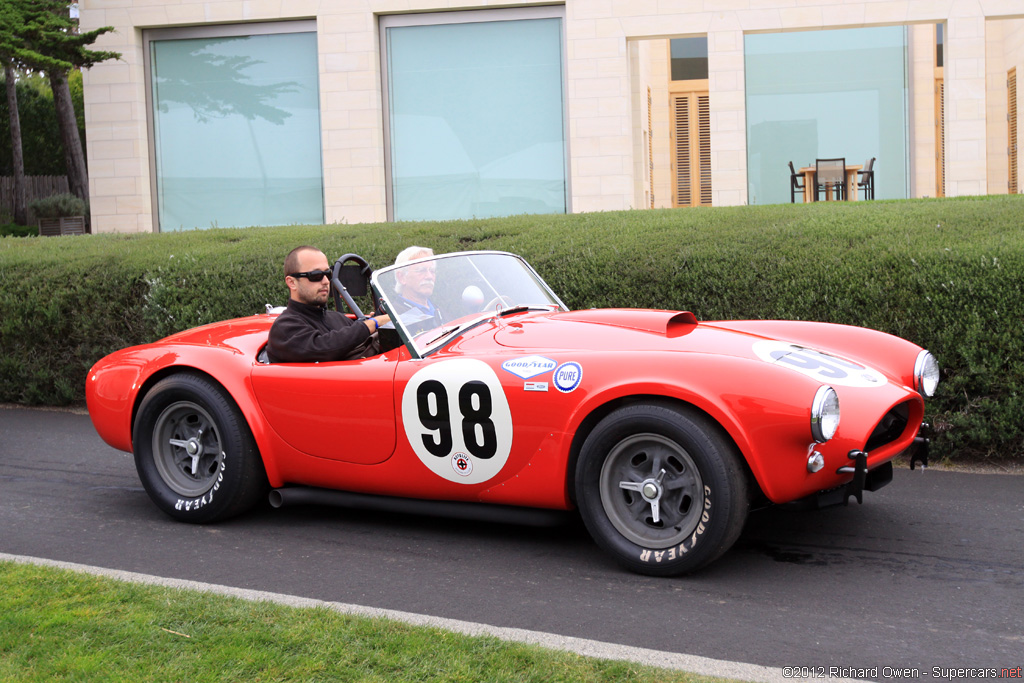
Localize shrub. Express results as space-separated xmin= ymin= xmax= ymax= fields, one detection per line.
xmin=27 ymin=192 xmax=89 ymax=219
xmin=1 ymin=195 xmax=1022 ymax=463
xmin=0 ymin=223 xmax=37 ymax=237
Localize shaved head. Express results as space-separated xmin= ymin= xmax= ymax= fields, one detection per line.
xmin=284 ymin=245 xmax=321 ymax=276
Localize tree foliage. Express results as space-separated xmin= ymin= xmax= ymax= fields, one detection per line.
xmin=0 ymin=0 xmax=118 ymax=202
xmin=0 ymin=69 xmax=81 ymax=175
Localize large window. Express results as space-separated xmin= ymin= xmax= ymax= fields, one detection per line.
xmin=745 ymin=27 xmax=909 ymax=204
xmin=381 ymin=8 xmax=568 ymax=221
xmin=146 ymin=23 xmax=323 ymax=231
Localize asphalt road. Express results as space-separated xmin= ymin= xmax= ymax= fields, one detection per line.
xmin=1 ymin=406 xmax=1021 ymax=681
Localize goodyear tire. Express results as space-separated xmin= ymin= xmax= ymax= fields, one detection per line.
xmin=133 ymin=373 xmax=267 ymax=523
xmin=575 ymin=403 xmax=748 ymax=576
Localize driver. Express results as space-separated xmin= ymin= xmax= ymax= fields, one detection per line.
xmin=390 ymin=246 xmax=444 ymax=335
xmin=266 ymin=246 xmax=390 ymax=363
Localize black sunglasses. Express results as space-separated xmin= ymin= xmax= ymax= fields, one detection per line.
xmin=288 ymin=269 xmax=332 ymax=283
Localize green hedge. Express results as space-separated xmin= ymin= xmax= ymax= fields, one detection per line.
xmin=2 ymin=195 xmax=1022 ymax=462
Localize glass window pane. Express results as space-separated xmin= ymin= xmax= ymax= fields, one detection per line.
xmin=150 ymin=31 xmax=323 ymax=230
xmin=744 ymin=27 xmax=908 ymax=205
xmin=386 ymin=17 xmax=566 ymax=221
xmin=671 ymin=37 xmax=708 ymax=81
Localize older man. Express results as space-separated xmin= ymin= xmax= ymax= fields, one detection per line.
xmin=391 ymin=245 xmax=443 ymax=335
xmin=266 ymin=246 xmax=390 ymax=363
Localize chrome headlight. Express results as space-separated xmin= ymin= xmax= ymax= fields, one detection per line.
xmin=810 ymin=386 xmax=840 ymax=443
xmin=914 ymin=350 xmax=940 ymax=397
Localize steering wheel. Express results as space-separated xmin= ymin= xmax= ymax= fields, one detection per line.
xmin=485 ymin=295 xmax=516 ymax=311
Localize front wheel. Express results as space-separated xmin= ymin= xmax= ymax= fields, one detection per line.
xmin=575 ymin=403 xmax=749 ymax=576
xmin=133 ymin=373 xmax=267 ymax=523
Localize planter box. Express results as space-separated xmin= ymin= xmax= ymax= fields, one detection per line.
xmin=38 ymin=216 xmax=87 ymax=236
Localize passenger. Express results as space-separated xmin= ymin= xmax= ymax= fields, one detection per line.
xmin=391 ymin=246 xmax=444 ymax=335
xmin=266 ymin=246 xmax=390 ymax=363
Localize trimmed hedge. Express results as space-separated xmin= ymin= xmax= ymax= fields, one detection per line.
xmin=1 ymin=195 xmax=1022 ymax=462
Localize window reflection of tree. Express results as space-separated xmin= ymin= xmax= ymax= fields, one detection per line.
xmin=153 ymin=37 xmax=300 ymax=125
xmin=152 ymin=36 xmax=307 ymax=217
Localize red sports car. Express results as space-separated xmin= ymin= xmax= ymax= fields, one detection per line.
xmin=87 ymin=251 xmax=938 ymax=575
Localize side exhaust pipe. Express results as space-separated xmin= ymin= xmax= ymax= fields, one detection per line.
xmin=269 ymin=486 xmax=569 ymax=528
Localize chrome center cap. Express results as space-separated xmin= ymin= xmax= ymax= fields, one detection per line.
xmin=186 ymin=440 xmax=201 ymax=456
xmin=642 ymin=482 xmax=660 ymax=500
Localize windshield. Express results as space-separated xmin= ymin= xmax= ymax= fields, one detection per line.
xmin=372 ymin=251 xmax=567 ymax=357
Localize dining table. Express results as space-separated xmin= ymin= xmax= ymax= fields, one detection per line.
xmin=798 ymin=164 xmax=863 ymax=202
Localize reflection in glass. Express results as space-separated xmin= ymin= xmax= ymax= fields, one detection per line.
xmin=744 ymin=26 xmax=908 ymax=205
xmin=150 ymin=32 xmax=323 ymax=230
xmin=670 ymin=37 xmax=708 ymax=81
xmin=386 ymin=18 xmax=567 ymax=221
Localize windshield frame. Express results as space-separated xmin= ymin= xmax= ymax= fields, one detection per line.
xmin=371 ymin=250 xmax=568 ymax=359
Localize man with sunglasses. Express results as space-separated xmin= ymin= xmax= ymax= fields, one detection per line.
xmin=265 ymin=246 xmax=390 ymax=363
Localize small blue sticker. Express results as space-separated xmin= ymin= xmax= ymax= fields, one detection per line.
xmin=501 ymin=356 xmax=557 ymax=379
xmin=553 ymin=362 xmax=582 ymax=393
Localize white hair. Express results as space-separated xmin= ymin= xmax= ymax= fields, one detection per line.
xmin=395 ymin=245 xmax=434 ymax=264
xmin=394 ymin=246 xmax=435 ymax=294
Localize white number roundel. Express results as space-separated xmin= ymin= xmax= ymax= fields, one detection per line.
xmin=401 ymin=359 xmax=513 ymax=485
xmin=752 ymin=341 xmax=887 ymax=388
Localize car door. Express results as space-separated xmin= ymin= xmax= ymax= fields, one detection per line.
xmin=250 ymin=353 xmax=399 ymax=465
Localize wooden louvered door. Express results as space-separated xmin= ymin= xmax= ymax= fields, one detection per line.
xmin=935 ymin=77 xmax=945 ymax=198
xmin=1009 ymin=68 xmax=1018 ymax=195
xmin=671 ymin=91 xmax=711 ymax=207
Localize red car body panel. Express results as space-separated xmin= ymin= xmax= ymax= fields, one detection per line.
xmin=88 ymin=304 xmax=926 ymax=509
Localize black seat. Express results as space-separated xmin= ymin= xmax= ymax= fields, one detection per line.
xmin=814 ymin=158 xmax=846 ymax=201
xmin=857 ymin=157 xmax=876 ymax=200
xmin=788 ymin=161 xmax=805 ymax=203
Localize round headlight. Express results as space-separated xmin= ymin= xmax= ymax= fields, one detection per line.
xmin=914 ymin=350 xmax=940 ymax=397
xmin=811 ymin=386 xmax=840 ymax=443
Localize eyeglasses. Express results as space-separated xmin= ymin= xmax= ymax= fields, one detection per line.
xmin=406 ymin=265 xmax=436 ymax=276
xmin=288 ymin=269 xmax=332 ymax=283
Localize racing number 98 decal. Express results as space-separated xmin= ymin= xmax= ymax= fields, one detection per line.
xmin=401 ymin=359 xmax=513 ymax=484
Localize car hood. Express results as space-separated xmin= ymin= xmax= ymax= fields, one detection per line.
xmin=490 ymin=308 xmax=918 ymax=386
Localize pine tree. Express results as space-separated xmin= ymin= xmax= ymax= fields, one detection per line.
xmin=0 ymin=0 xmax=118 ymax=207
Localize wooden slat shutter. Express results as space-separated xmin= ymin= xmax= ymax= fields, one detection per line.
xmin=1010 ymin=68 xmax=1018 ymax=195
xmin=671 ymin=92 xmax=711 ymax=207
xmin=648 ymin=86 xmax=655 ymax=208
xmin=672 ymin=94 xmax=692 ymax=207
xmin=698 ymin=94 xmax=711 ymax=206
xmin=935 ymin=78 xmax=945 ymax=198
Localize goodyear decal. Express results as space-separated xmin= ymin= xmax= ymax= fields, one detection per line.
xmin=501 ymin=355 xmax=557 ymax=379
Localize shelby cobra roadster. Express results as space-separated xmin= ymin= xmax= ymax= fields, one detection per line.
xmin=87 ymin=250 xmax=938 ymax=575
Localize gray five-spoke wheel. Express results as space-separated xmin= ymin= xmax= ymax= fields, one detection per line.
xmin=152 ymin=400 xmax=225 ymax=498
xmin=598 ymin=433 xmax=704 ymax=549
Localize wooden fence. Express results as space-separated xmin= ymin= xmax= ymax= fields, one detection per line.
xmin=0 ymin=175 xmax=70 ymax=217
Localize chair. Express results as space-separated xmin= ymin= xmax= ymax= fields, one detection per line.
xmin=788 ymin=161 xmax=805 ymax=203
xmin=814 ymin=158 xmax=846 ymax=201
xmin=857 ymin=157 xmax=875 ymax=200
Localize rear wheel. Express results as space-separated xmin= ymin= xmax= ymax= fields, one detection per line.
xmin=575 ymin=403 xmax=748 ymax=575
xmin=133 ymin=373 xmax=267 ymax=523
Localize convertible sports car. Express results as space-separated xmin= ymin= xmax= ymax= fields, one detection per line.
xmin=87 ymin=251 xmax=938 ymax=576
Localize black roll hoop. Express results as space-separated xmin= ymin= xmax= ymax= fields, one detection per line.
xmin=331 ymin=253 xmax=372 ymax=319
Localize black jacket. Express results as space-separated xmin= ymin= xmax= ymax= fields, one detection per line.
xmin=266 ymin=299 xmax=373 ymax=363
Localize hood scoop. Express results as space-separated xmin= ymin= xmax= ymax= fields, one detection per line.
xmin=554 ymin=309 xmax=698 ymax=338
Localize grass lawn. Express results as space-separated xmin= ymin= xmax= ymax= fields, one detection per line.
xmin=0 ymin=560 xmax=744 ymax=683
